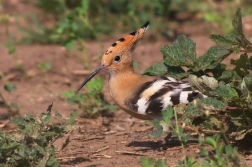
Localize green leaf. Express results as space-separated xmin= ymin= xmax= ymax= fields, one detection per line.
xmin=107 ymin=104 xmax=116 ymax=111
xmin=174 ymin=104 xmax=186 ymax=115
xmin=232 ymin=8 xmax=243 ymax=34
xmin=225 ymin=145 xmax=233 ymax=155
xmin=37 ymin=150 xmax=50 ymax=167
xmin=240 ymin=79 xmax=252 ymax=107
xmin=55 ymin=111 xmax=62 ymax=120
xmin=37 ymin=61 xmax=52 ymax=71
xmin=41 ymin=113 xmax=53 ymax=124
xmin=187 ymin=157 xmax=197 ymax=167
xmin=210 ymin=8 xmax=252 ymax=52
xmin=195 ymin=46 xmax=232 ymax=71
xmin=0 ymin=103 xmax=78 ymax=166
xmin=178 ymin=126 xmax=183 ymax=134
xmin=142 ymin=62 xmax=167 ymax=76
xmin=182 ymin=133 xmax=191 ymax=143
xmin=161 ymin=35 xmax=196 ymax=67
xmin=210 ymin=31 xmax=241 ymax=46
xmin=65 ymin=110 xmax=78 ymax=125
xmin=203 ymin=11 xmax=217 ymax=22
xmin=5 ymin=42 xmax=16 ymax=55
xmin=155 ymin=159 xmax=167 ymax=167
xmin=199 ymin=98 xmax=227 ymax=111
xmin=165 ymin=64 xmax=188 ymax=80
xmin=218 ymin=70 xmax=233 ymax=80
xmin=161 ymin=106 xmax=174 ymax=126
xmin=11 ymin=116 xmax=26 ymax=127
xmin=182 ymin=102 xmax=200 ymax=125
xmin=211 ymin=85 xmax=238 ymax=100
xmin=140 ymin=157 xmax=154 ymax=167
xmin=62 ymin=89 xmax=76 ymax=98
xmin=231 ymin=53 xmax=249 ymax=77
xmin=219 ymin=70 xmax=242 ymax=88
xmin=249 ymin=56 xmax=252 ymax=70
xmin=200 ymin=148 xmax=209 ymax=157
xmin=4 ymin=84 xmax=17 ymax=92
xmin=151 ymin=120 xmax=164 ymax=138
xmin=171 ymin=131 xmax=179 ymax=138
xmin=228 ymin=109 xmax=246 ymax=126
xmin=244 ymin=73 xmax=252 ymax=87
xmin=235 ymin=127 xmax=252 ymax=140
xmin=143 ymin=61 xmax=188 ymax=79
xmin=64 ymin=40 xmax=76 ymax=50
xmin=205 ymin=64 xmax=227 ymax=78
xmin=46 ymin=147 xmax=58 ymax=166
xmin=189 ymin=75 xmax=218 ymax=93
xmin=210 ymin=8 xmax=243 ymax=47
xmin=86 ymin=77 xmax=103 ymax=93
xmin=204 ymin=137 xmax=217 ymax=149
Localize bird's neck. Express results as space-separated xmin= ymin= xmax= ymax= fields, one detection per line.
xmin=108 ymin=66 xmax=156 ymax=112
xmin=108 ymin=63 xmax=134 ymax=77
xmin=108 ymin=64 xmax=142 ymax=83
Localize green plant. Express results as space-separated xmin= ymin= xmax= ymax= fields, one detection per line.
xmin=144 ymin=8 xmax=252 ymax=141
xmin=140 ymin=157 xmax=167 ymax=167
xmin=8 ymin=0 xmax=252 ymax=52
xmin=150 ymin=106 xmax=193 ymax=166
xmin=37 ymin=61 xmax=52 ymax=73
xmin=37 ymin=61 xmax=52 ymax=82
xmin=0 ymin=72 xmax=19 ymax=116
xmin=141 ymin=8 xmax=251 ymax=167
xmin=62 ymin=77 xmax=115 ymax=118
xmin=199 ymin=135 xmax=242 ymax=167
xmin=148 ymin=106 xmax=246 ymax=167
xmin=20 ymin=0 xmax=173 ymax=49
xmin=35 ymin=0 xmax=66 ymax=14
xmin=0 ymin=103 xmax=77 ymax=167
xmin=0 ymin=92 xmax=19 ymax=117
xmin=21 ymin=0 xmax=96 ymax=50
xmin=0 ymin=3 xmax=22 ymax=71
xmin=142 ymin=106 xmax=247 ymax=167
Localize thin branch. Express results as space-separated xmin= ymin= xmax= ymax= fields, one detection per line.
xmin=115 ymin=150 xmax=145 ymax=156
xmin=81 ymin=136 xmax=104 ymax=141
xmin=91 ymin=146 xmax=109 ymax=154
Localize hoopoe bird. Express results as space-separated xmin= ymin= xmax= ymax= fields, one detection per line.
xmin=77 ymin=21 xmax=204 ymax=124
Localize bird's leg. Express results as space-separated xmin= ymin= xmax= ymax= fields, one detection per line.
xmin=126 ymin=127 xmax=161 ymax=146
xmin=129 ymin=127 xmax=157 ymax=141
xmin=160 ymin=124 xmax=173 ymax=145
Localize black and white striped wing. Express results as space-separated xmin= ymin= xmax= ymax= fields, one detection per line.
xmin=127 ymin=77 xmax=204 ymax=116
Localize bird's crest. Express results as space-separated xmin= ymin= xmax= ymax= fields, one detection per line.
xmin=103 ymin=21 xmax=149 ymax=58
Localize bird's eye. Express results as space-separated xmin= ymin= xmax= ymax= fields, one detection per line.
xmin=114 ymin=55 xmax=121 ymax=62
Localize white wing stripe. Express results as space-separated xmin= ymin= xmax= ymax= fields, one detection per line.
xmin=141 ymin=80 xmax=167 ymax=99
xmin=137 ymin=98 xmax=149 ymax=115
xmin=162 ymin=91 xmax=173 ymax=110
xmin=179 ymin=91 xmax=191 ymax=104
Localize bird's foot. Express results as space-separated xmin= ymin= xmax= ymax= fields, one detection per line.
xmin=125 ymin=128 xmax=160 ymax=146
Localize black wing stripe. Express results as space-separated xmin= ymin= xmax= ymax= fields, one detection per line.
xmin=148 ymin=87 xmax=171 ymax=102
xmin=170 ymin=92 xmax=181 ymax=105
xmin=126 ymin=79 xmax=157 ymax=111
xmin=182 ymin=87 xmax=192 ymax=91
xmin=187 ymin=93 xmax=194 ymax=102
xmin=146 ymin=99 xmax=163 ymax=114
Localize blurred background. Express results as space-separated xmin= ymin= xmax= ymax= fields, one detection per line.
xmin=1 ymin=0 xmax=252 ymax=118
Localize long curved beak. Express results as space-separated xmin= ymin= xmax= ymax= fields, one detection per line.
xmin=76 ymin=65 xmax=106 ymax=93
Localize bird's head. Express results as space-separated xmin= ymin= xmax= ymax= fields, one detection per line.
xmin=77 ymin=21 xmax=149 ymax=92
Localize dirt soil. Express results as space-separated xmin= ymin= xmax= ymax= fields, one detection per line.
xmin=1 ymin=1 xmax=252 ymax=167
